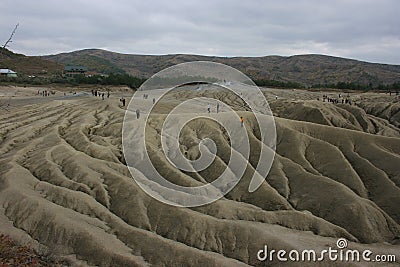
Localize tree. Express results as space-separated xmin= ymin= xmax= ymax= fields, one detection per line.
xmin=2 ymin=23 xmax=19 ymax=49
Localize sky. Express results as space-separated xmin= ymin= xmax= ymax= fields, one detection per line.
xmin=1 ymin=0 xmax=399 ymax=64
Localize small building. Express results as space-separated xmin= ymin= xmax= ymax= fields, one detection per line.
xmin=0 ymin=68 xmax=18 ymax=77
xmin=64 ymin=65 xmax=88 ymax=76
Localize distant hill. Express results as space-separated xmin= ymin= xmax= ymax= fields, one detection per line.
xmin=2 ymin=47 xmax=400 ymax=87
xmin=0 ymin=48 xmax=63 ymax=76
xmin=44 ymin=48 xmax=400 ymax=86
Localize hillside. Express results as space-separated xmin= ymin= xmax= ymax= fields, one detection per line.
xmin=0 ymin=48 xmax=63 ymax=76
xmin=44 ymin=48 xmax=400 ymax=86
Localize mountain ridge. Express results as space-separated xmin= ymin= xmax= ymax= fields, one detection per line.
xmin=2 ymin=47 xmax=400 ymax=87
xmin=44 ymin=48 xmax=400 ymax=86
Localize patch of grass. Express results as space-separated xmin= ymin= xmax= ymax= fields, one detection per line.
xmin=0 ymin=234 xmax=68 ymax=266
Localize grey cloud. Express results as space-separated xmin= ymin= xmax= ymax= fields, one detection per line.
xmin=0 ymin=0 xmax=399 ymax=64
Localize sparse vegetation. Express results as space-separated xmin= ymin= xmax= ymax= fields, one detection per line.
xmin=70 ymin=73 xmax=145 ymax=88
xmin=253 ymin=79 xmax=305 ymax=89
xmin=0 ymin=234 xmax=67 ymax=266
xmin=0 ymin=48 xmax=63 ymax=75
xmin=311 ymin=81 xmax=400 ymax=91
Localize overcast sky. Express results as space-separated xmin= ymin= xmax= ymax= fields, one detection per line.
xmin=1 ymin=0 xmax=399 ymax=64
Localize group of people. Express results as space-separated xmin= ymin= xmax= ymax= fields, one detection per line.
xmin=207 ymin=102 xmax=244 ymax=126
xmin=38 ymin=90 xmax=52 ymax=97
xmin=143 ymin=94 xmax=156 ymax=104
xmin=91 ymin=89 xmax=110 ymax=100
xmin=119 ymin=97 xmax=126 ymax=107
xmin=207 ymin=102 xmax=220 ymax=113
xmin=321 ymin=94 xmax=353 ymax=105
